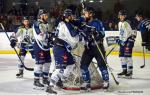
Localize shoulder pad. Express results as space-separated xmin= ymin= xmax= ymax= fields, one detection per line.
xmin=59 ymin=21 xmax=65 ymax=25
xmin=124 ymin=21 xmax=130 ymax=28
xmin=34 ymin=21 xmax=42 ymax=27
xmin=126 ymin=20 xmax=131 ymax=24
xmin=92 ymin=19 xmax=100 ymax=23
xmin=18 ymin=26 xmax=24 ymax=29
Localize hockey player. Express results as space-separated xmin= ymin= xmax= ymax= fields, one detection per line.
xmin=80 ymin=7 xmax=109 ymax=90
xmin=135 ymin=10 xmax=150 ymax=50
xmin=117 ymin=10 xmax=136 ymax=78
xmin=46 ymin=9 xmax=81 ymax=94
xmin=10 ymin=17 xmax=35 ymax=78
xmin=32 ymin=9 xmax=52 ymax=89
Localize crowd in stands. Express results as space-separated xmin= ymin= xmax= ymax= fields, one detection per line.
xmin=0 ymin=0 xmax=149 ymax=32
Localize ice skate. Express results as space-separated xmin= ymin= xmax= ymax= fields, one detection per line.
xmin=46 ymin=86 xmax=57 ymax=94
xmin=80 ymin=82 xmax=91 ymax=92
xmin=117 ymin=69 xmax=127 ymax=78
xmin=125 ymin=71 xmax=133 ymax=79
xmin=102 ymin=81 xmax=109 ymax=89
xmin=33 ymin=79 xmax=44 ymax=90
xmin=16 ymin=70 xmax=23 ymax=78
xmin=42 ymin=77 xmax=49 ymax=86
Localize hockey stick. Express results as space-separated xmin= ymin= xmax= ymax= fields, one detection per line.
xmin=73 ymin=45 xmax=116 ymax=71
xmin=0 ymin=23 xmax=34 ymax=71
xmin=73 ymin=45 xmax=116 ymax=62
xmin=91 ymin=35 xmax=119 ymax=85
xmin=140 ymin=45 xmax=145 ymax=68
xmin=106 ymin=45 xmax=116 ymax=57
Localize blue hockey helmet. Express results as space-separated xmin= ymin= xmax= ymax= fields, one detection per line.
xmin=63 ymin=9 xmax=73 ymax=18
xmin=84 ymin=7 xmax=95 ymax=16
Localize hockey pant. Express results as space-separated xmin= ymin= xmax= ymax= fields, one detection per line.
xmin=50 ymin=45 xmax=76 ymax=86
xmin=80 ymin=44 xmax=109 ymax=83
xmin=119 ymin=39 xmax=134 ymax=73
xmin=33 ymin=42 xmax=51 ymax=79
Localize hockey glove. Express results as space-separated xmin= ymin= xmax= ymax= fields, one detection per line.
xmin=141 ymin=42 xmax=148 ymax=46
xmin=24 ymin=35 xmax=31 ymax=43
xmin=10 ymin=39 xmax=17 ymax=48
xmin=116 ymin=37 xmax=125 ymax=46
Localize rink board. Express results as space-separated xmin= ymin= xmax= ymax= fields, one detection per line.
xmin=0 ymin=31 xmax=149 ymax=54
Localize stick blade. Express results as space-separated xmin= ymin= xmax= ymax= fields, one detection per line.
xmin=140 ymin=65 xmax=145 ymax=68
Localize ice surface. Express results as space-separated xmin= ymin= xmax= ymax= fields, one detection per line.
xmin=0 ymin=54 xmax=150 ymax=95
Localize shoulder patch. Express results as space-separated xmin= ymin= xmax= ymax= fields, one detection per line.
xmin=124 ymin=21 xmax=129 ymax=28
xmin=18 ymin=26 xmax=24 ymax=29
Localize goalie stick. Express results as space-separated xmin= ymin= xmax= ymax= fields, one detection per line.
xmin=0 ymin=23 xmax=34 ymax=71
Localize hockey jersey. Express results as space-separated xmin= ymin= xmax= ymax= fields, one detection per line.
xmin=56 ymin=21 xmax=79 ymax=49
xmin=33 ymin=20 xmax=51 ymax=51
xmin=138 ymin=19 xmax=150 ymax=33
xmin=11 ymin=26 xmax=34 ymax=50
xmin=118 ymin=21 xmax=133 ymax=42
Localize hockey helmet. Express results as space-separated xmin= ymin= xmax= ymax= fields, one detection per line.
xmin=22 ymin=16 xmax=29 ymax=21
xmin=63 ymin=9 xmax=73 ymax=18
xmin=38 ymin=9 xmax=48 ymax=17
xmin=118 ymin=10 xmax=127 ymax=16
xmin=84 ymin=7 xmax=95 ymax=15
xmin=135 ymin=10 xmax=144 ymax=17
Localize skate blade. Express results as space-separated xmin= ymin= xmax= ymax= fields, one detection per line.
xmin=33 ymin=85 xmax=45 ymax=90
xmin=46 ymin=87 xmax=57 ymax=95
xmin=46 ymin=91 xmax=57 ymax=95
xmin=117 ymin=75 xmax=126 ymax=78
xmin=43 ymin=84 xmax=49 ymax=88
xmin=16 ymin=75 xmax=23 ymax=78
xmin=125 ymin=76 xmax=132 ymax=79
xmin=46 ymin=92 xmax=58 ymax=95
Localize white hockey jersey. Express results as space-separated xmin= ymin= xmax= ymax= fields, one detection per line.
xmin=118 ymin=21 xmax=133 ymax=42
xmin=33 ymin=20 xmax=51 ymax=51
xmin=11 ymin=26 xmax=34 ymax=46
xmin=57 ymin=21 xmax=79 ymax=49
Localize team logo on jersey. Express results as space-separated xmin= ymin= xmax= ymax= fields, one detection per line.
xmin=125 ymin=47 xmax=129 ymax=52
xmin=146 ymin=24 xmax=150 ymax=31
xmin=62 ymin=54 xmax=68 ymax=63
xmin=39 ymin=51 xmax=44 ymax=58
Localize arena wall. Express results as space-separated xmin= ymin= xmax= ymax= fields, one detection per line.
xmin=0 ymin=31 xmax=149 ymax=54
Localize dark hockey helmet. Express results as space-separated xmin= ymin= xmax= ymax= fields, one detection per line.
xmin=38 ymin=9 xmax=48 ymax=18
xmin=63 ymin=9 xmax=73 ymax=18
xmin=84 ymin=7 xmax=95 ymax=16
xmin=22 ymin=16 xmax=29 ymax=21
xmin=135 ymin=9 xmax=144 ymax=17
xmin=118 ymin=10 xmax=127 ymax=16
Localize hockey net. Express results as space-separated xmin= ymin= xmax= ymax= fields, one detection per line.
xmin=62 ymin=43 xmax=103 ymax=90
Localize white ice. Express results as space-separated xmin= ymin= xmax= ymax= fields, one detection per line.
xmin=0 ymin=54 xmax=150 ymax=95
